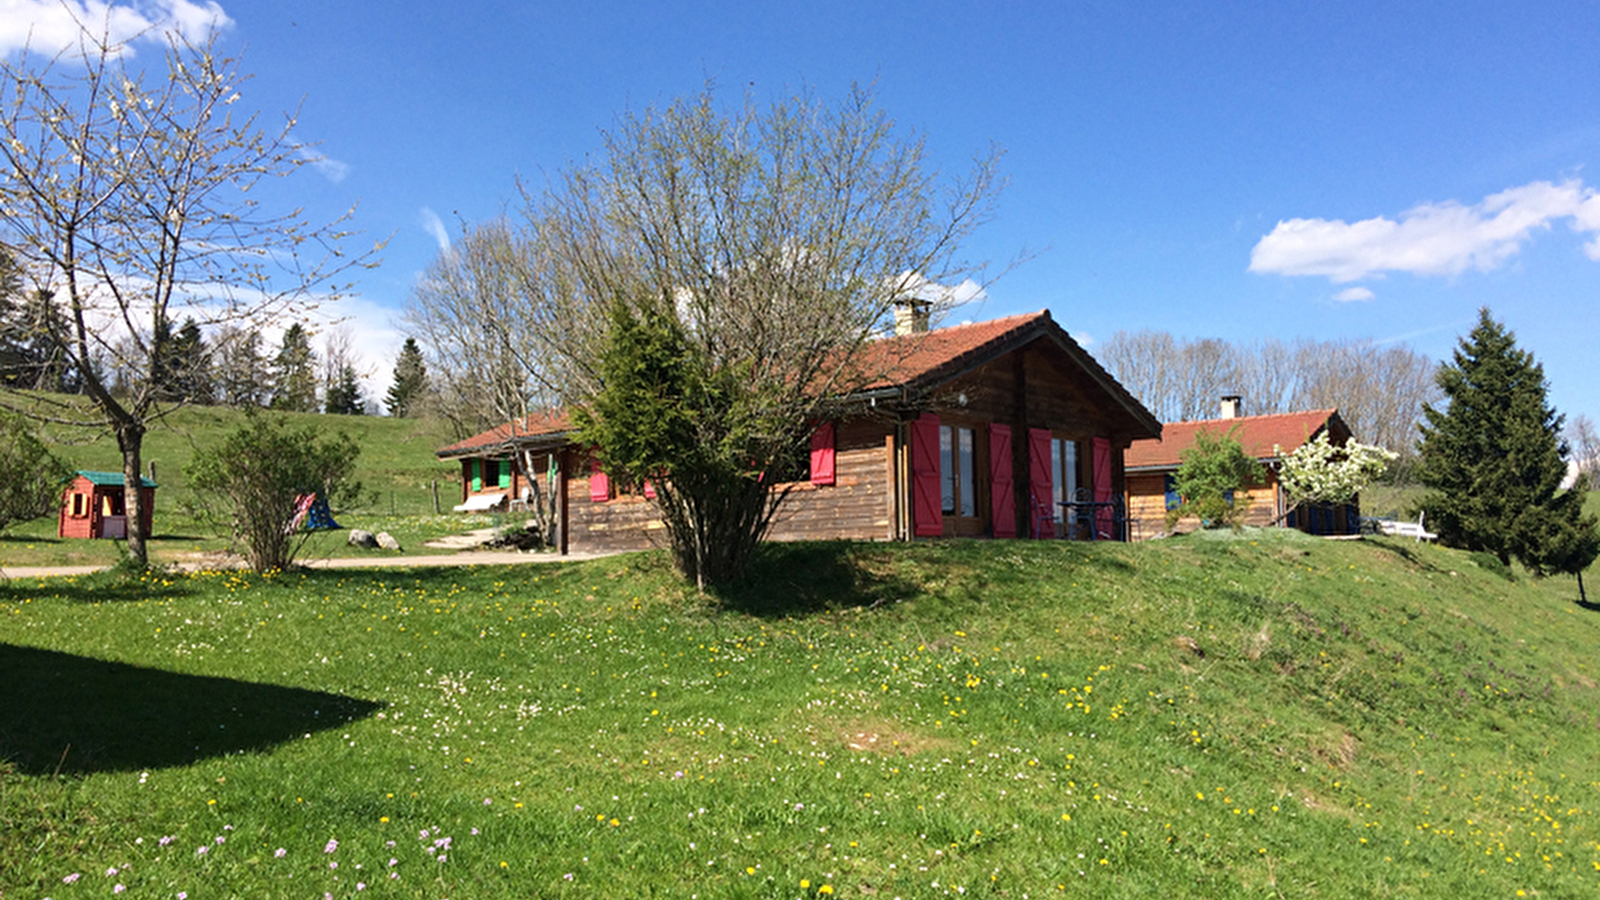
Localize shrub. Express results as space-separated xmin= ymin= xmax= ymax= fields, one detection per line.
xmin=1167 ymin=427 xmax=1265 ymax=530
xmin=186 ymin=412 xmax=363 ymax=572
xmin=0 ymin=411 xmax=70 ymax=535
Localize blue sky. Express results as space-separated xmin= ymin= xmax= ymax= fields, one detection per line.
xmin=6 ymin=0 xmax=1599 ymax=430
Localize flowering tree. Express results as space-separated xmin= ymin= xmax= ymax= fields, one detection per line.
xmin=0 ymin=26 xmax=377 ymax=566
xmin=1275 ymin=431 xmax=1396 ymax=512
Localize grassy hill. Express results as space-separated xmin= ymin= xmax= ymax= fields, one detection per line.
xmin=2 ymin=397 xmax=464 ymax=567
xmin=3 ymin=532 xmax=1599 ymax=897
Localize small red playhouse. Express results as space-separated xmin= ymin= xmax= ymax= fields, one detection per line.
xmin=58 ymin=471 xmax=157 ymax=540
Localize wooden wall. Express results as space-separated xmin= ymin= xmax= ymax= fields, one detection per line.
xmin=767 ymin=418 xmax=895 ymax=542
xmin=1126 ymin=471 xmax=1283 ymax=538
xmin=931 ymin=341 xmax=1139 ymax=539
xmin=563 ymin=418 xmax=898 ymax=553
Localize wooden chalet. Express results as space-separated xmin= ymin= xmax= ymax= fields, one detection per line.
xmin=436 ymin=310 xmax=1162 ymax=554
xmin=1123 ymin=399 xmax=1357 ymax=539
xmin=58 ymin=470 xmax=157 ymax=540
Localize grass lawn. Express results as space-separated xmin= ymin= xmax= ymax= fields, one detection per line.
xmin=1 ymin=398 xmax=471 ymax=570
xmin=4 ymin=532 xmax=1600 ymax=897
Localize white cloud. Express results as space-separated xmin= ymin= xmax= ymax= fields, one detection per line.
xmin=419 ymin=207 xmax=451 ymax=253
xmin=900 ymin=273 xmax=988 ymax=309
xmin=1332 ymin=286 xmax=1375 ymax=303
xmin=295 ymin=144 xmax=351 ymax=184
xmin=0 ymin=0 xmax=231 ymax=57
xmin=1249 ymin=179 xmax=1600 ymax=283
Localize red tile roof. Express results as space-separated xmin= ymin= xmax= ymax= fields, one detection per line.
xmin=436 ymin=409 xmax=572 ymax=458
xmin=1125 ymin=409 xmax=1340 ymax=470
xmin=437 ymin=309 xmax=1161 ymax=458
xmin=851 ymin=311 xmax=1054 ymax=390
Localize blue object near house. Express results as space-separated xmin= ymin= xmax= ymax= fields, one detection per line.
xmin=303 ymin=495 xmax=340 ymax=530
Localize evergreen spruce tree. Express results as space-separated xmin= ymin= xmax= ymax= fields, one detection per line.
xmin=1417 ymin=308 xmax=1599 ymax=585
xmin=213 ymin=327 xmax=270 ymax=408
xmin=153 ymin=317 xmax=212 ymax=403
xmin=323 ymin=364 xmax=367 ymax=415
xmin=384 ymin=337 xmax=429 ymax=417
xmin=270 ymin=324 xmax=319 ymax=412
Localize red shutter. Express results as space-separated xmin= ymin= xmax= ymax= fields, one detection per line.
xmin=810 ymin=421 xmax=836 ymax=486
xmin=988 ymin=424 xmax=1016 ymax=538
xmin=910 ymin=413 xmax=943 ymax=537
xmin=589 ymin=455 xmax=610 ymax=503
xmin=643 ymin=478 xmax=657 ymax=499
xmin=1093 ymin=436 xmax=1113 ymax=536
xmin=1028 ymin=428 xmax=1053 ymax=539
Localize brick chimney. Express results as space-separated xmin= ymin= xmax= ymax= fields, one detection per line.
xmin=1219 ymin=394 xmax=1243 ymax=419
xmin=893 ymin=297 xmax=931 ymax=335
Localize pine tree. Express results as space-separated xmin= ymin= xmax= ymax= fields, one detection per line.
xmin=385 ymin=337 xmax=429 ymax=417
xmin=323 ymin=364 xmax=367 ymax=415
xmin=270 ymin=324 xmax=319 ymax=412
xmin=153 ymin=317 xmax=212 ymax=403
xmin=1417 ymin=309 xmax=1599 ymax=580
xmin=213 ymin=326 xmax=270 ymax=408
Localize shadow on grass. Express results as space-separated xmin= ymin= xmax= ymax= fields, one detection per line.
xmin=713 ymin=541 xmax=925 ymax=616
xmin=0 ymin=643 xmax=383 ymax=775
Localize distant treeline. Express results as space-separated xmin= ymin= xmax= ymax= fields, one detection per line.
xmin=1095 ymin=330 xmax=1442 ymax=457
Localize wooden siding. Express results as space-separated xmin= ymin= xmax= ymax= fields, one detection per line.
xmin=1124 ymin=472 xmax=1170 ymax=542
xmin=446 ymin=319 xmax=1158 ymax=551
xmin=927 ymin=343 xmax=1135 ymax=539
xmin=768 ymin=418 xmax=895 ymax=542
xmin=1126 ymin=472 xmax=1283 ymax=538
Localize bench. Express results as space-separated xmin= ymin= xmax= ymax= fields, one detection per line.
xmin=1378 ymin=512 xmax=1437 ymax=541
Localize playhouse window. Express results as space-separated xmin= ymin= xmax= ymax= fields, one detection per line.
xmin=72 ymin=493 xmax=87 ymax=517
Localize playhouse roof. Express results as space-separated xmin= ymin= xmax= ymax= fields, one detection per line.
xmin=76 ymin=470 xmax=158 ymax=488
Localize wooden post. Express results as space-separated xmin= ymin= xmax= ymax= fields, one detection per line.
xmin=431 ymin=480 xmax=440 ymax=514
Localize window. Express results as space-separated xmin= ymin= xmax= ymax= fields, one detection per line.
xmin=481 ymin=459 xmax=500 ymax=490
xmin=1050 ymin=438 xmax=1078 ymax=508
xmin=72 ymin=493 xmax=87 ymax=517
xmin=940 ymin=424 xmax=975 ymax=517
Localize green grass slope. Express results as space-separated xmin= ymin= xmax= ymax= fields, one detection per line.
xmin=3 ymin=532 xmax=1598 ymax=897
xmin=2 ymin=397 xmax=463 ymax=567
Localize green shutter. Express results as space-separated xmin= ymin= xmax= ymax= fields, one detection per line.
xmin=469 ymin=460 xmax=481 ymax=492
xmin=499 ymin=464 xmax=512 ymax=489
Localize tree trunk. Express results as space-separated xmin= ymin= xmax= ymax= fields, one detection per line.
xmin=1579 ymin=570 xmax=1588 ymax=605
xmin=115 ymin=420 xmax=148 ymax=567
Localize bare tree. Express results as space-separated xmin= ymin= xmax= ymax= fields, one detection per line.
xmin=0 ymin=26 xmax=378 ymax=565
xmin=403 ymin=218 xmax=547 ymax=438
xmin=1175 ymin=338 xmax=1240 ymax=421
xmin=409 ymin=84 xmax=1003 ymax=587
xmin=1095 ymin=330 xmax=1181 ymax=421
xmin=1569 ymin=414 xmax=1600 ymax=485
xmin=1099 ymin=329 xmax=1440 ymax=455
